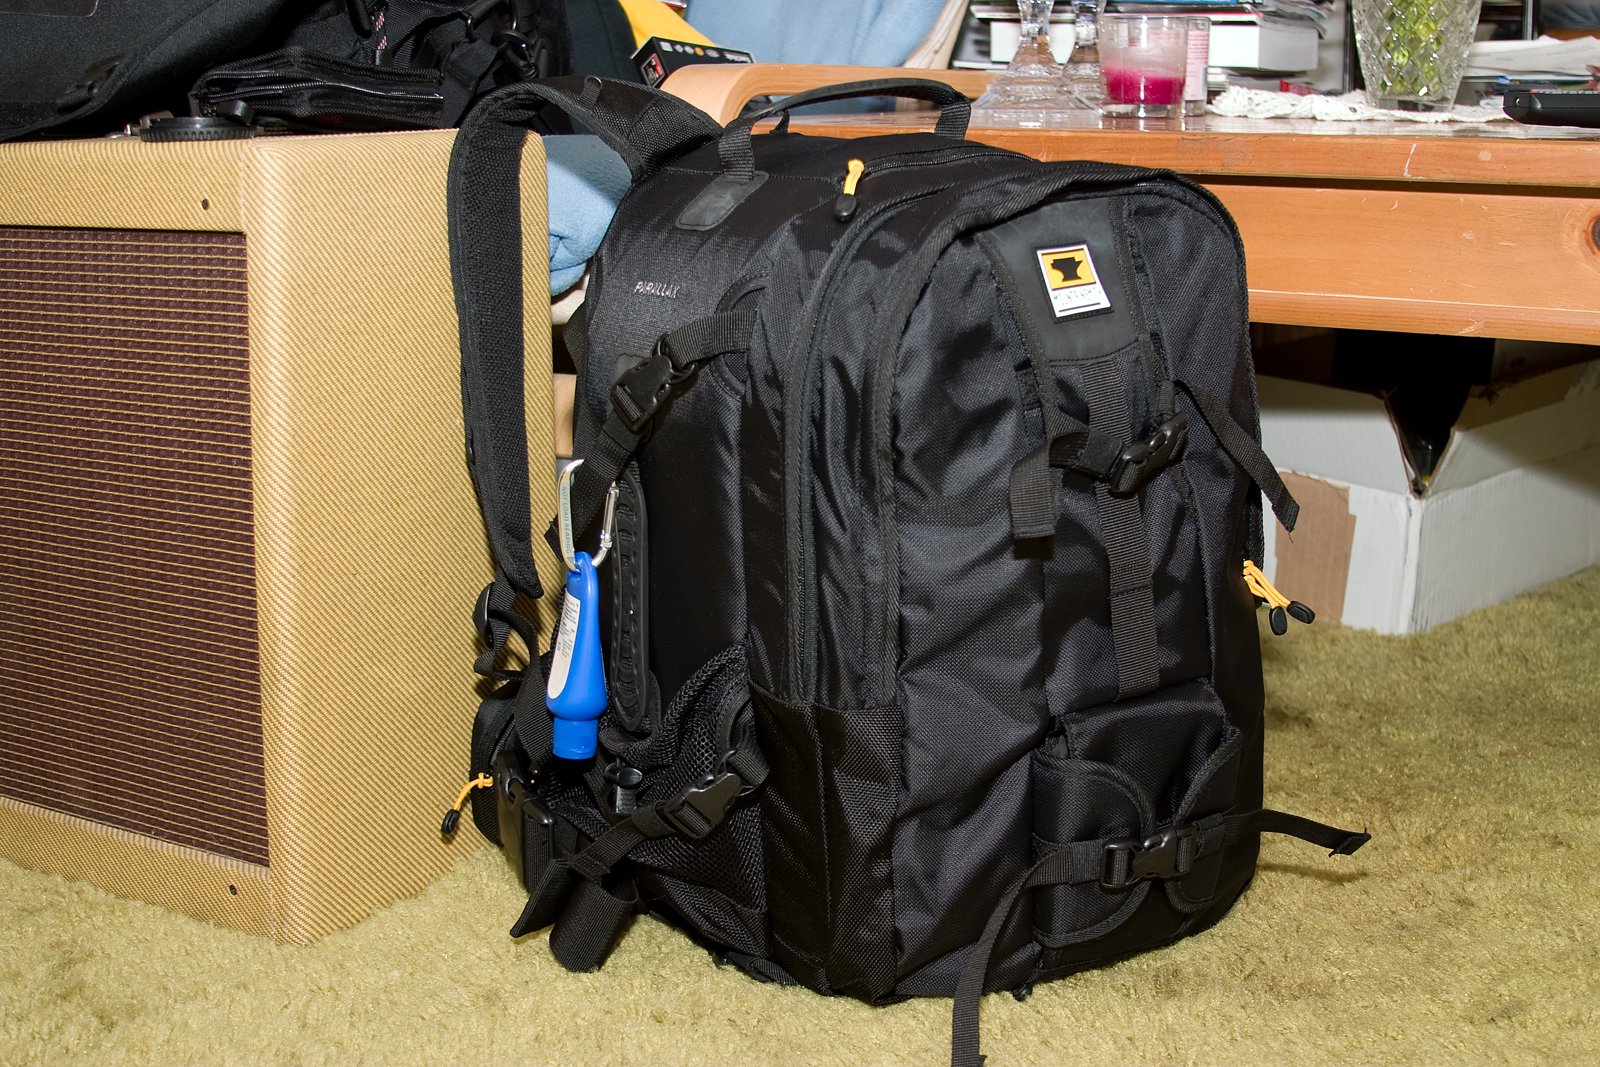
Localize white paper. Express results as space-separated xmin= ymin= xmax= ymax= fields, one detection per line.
xmin=1465 ymin=35 xmax=1600 ymax=78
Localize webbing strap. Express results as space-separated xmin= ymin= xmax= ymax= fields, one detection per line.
xmin=950 ymin=809 xmax=1369 ymax=1067
xmin=1175 ymin=379 xmax=1299 ymax=533
xmin=1083 ymin=360 xmax=1159 ymax=701
xmin=508 ymin=659 xmax=555 ymax=774
xmin=549 ymin=878 xmax=640 ymax=971
xmin=1229 ymin=809 xmax=1371 ymax=856
xmin=449 ymin=77 xmax=718 ymax=599
xmin=559 ymin=308 xmax=758 ymax=551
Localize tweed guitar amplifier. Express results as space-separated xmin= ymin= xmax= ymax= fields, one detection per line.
xmin=0 ymin=129 xmax=560 ymax=942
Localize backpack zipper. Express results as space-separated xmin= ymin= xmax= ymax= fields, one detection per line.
xmin=784 ymin=156 xmax=1040 ymax=701
xmin=783 ymin=186 xmax=945 ymax=700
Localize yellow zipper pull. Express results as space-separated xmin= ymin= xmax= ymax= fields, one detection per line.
xmin=1243 ymin=560 xmax=1315 ymax=635
xmin=833 ymin=158 xmax=866 ymax=222
xmin=440 ymin=773 xmax=493 ymax=835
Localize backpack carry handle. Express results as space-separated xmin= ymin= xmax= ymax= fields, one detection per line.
xmin=717 ymin=77 xmax=971 ymax=181
xmin=449 ymin=76 xmax=720 ymax=599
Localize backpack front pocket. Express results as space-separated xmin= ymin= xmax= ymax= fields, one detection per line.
xmin=1031 ymin=679 xmax=1245 ymax=951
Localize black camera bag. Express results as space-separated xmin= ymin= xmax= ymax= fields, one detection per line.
xmin=447 ymin=76 xmax=1370 ymax=1065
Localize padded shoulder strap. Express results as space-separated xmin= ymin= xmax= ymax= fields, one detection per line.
xmin=448 ymin=77 xmax=720 ymax=597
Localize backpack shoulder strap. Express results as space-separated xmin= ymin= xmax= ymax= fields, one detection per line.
xmin=448 ymin=77 xmax=720 ymax=598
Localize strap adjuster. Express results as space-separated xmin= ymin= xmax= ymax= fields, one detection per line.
xmin=659 ymin=771 xmax=742 ymax=839
xmin=1100 ymin=824 xmax=1198 ymax=890
xmin=610 ymin=339 xmax=685 ymax=433
xmin=1108 ymin=413 xmax=1188 ymax=496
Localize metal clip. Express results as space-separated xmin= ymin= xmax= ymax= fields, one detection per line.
xmin=556 ymin=459 xmax=619 ymax=571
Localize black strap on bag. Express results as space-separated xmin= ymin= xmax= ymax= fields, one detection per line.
xmin=449 ymin=75 xmax=720 ymax=602
xmin=554 ymin=307 xmax=759 ymax=557
xmin=950 ymin=812 xmax=1369 ymax=1067
xmin=1176 ymin=378 xmax=1300 ymax=533
xmin=716 ymin=77 xmax=972 ymax=183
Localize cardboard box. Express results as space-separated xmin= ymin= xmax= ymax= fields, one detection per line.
xmin=1258 ymin=362 xmax=1600 ymax=634
xmin=634 ymin=36 xmax=752 ymax=89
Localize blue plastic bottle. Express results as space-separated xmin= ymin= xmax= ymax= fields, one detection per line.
xmin=546 ymin=550 xmax=606 ymax=759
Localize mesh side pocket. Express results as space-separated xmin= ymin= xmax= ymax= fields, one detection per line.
xmin=542 ymin=644 xmax=770 ymax=958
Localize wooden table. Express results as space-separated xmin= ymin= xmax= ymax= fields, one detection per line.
xmin=663 ymin=64 xmax=1600 ymax=345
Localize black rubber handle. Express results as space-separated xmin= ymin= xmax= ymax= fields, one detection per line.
xmin=717 ymin=77 xmax=971 ymax=180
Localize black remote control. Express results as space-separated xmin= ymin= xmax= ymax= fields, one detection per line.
xmin=1503 ymin=89 xmax=1600 ymax=128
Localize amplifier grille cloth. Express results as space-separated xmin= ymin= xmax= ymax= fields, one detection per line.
xmin=0 ymin=226 xmax=267 ymax=866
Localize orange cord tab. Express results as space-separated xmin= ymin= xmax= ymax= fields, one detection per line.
xmin=440 ymin=774 xmax=493 ymax=835
xmin=843 ymin=158 xmax=866 ymax=196
xmin=451 ymin=774 xmax=493 ymax=812
xmin=1242 ymin=560 xmax=1290 ymax=608
xmin=1243 ymin=560 xmax=1315 ymax=635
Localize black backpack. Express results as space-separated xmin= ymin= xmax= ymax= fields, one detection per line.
xmin=445 ymin=76 xmax=1369 ymax=1065
xmin=190 ymin=0 xmax=573 ymax=132
xmin=0 ymin=0 xmax=631 ymax=142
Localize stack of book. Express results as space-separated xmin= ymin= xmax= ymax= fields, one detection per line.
xmin=1111 ymin=1 xmax=1331 ymax=74
xmin=951 ymin=2 xmax=1334 ymax=78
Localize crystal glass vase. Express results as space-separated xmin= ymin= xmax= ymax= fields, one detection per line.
xmin=1353 ymin=0 xmax=1483 ymax=111
xmin=1064 ymin=0 xmax=1106 ymax=109
xmin=973 ymin=0 xmax=1089 ymax=115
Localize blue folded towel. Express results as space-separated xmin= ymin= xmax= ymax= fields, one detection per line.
xmin=541 ymin=1 xmax=950 ymax=293
xmin=544 ymin=134 xmax=631 ymax=295
xmin=685 ymin=0 xmax=947 ymax=66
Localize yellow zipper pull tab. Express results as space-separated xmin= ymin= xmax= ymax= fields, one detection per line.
xmin=440 ymin=773 xmax=493 ymax=835
xmin=1243 ymin=560 xmax=1315 ymax=635
xmin=834 ymin=158 xmax=866 ymax=222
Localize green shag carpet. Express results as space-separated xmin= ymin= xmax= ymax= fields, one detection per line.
xmin=4 ymin=568 xmax=1599 ymax=1066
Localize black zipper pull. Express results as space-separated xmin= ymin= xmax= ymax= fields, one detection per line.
xmin=833 ymin=158 xmax=865 ymax=222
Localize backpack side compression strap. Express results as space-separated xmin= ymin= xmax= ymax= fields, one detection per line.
xmin=950 ymin=811 xmax=1369 ymax=1067
xmin=448 ymin=76 xmax=720 ymax=598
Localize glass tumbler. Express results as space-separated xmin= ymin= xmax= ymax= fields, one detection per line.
xmin=1099 ymin=14 xmax=1190 ymax=119
xmin=1353 ymin=0 xmax=1483 ymax=111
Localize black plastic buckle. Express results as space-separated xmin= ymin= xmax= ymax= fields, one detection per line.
xmin=1108 ymin=412 xmax=1189 ymax=497
xmin=659 ymin=771 xmax=742 ymax=839
xmin=1100 ymin=825 xmax=1198 ymax=890
xmin=610 ymin=340 xmax=681 ymax=433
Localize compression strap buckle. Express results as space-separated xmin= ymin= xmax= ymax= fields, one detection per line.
xmin=1100 ymin=824 xmax=1199 ymax=890
xmin=611 ymin=339 xmax=687 ymax=433
xmin=1107 ymin=413 xmax=1188 ymax=496
xmin=658 ymin=771 xmax=742 ymax=840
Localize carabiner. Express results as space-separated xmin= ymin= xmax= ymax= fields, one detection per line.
xmin=556 ymin=458 xmax=619 ymax=571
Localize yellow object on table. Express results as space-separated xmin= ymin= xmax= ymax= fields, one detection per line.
xmin=618 ymin=0 xmax=713 ymax=48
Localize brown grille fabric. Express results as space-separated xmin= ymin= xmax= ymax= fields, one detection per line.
xmin=0 ymin=226 xmax=267 ymax=867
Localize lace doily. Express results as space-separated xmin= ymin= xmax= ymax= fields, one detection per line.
xmin=1209 ymin=87 xmax=1511 ymax=123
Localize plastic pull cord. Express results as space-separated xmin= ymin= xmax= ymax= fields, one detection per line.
xmin=1242 ymin=560 xmax=1314 ymax=636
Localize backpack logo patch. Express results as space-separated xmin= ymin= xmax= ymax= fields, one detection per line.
xmin=1035 ymin=244 xmax=1111 ymax=319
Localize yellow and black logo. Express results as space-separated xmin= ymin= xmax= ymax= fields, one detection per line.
xmin=1034 ymin=243 xmax=1112 ymax=319
xmin=1037 ymin=245 xmax=1096 ymax=289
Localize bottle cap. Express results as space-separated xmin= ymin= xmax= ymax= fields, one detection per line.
xmin=552 ymin=717 xmax=598 ymax=761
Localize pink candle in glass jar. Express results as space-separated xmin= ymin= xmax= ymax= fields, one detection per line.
xmin=1099 ymin=14 xmax=1190 ymax=117
xmin=1104 ymin=68 xmax=1186 ymax=105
